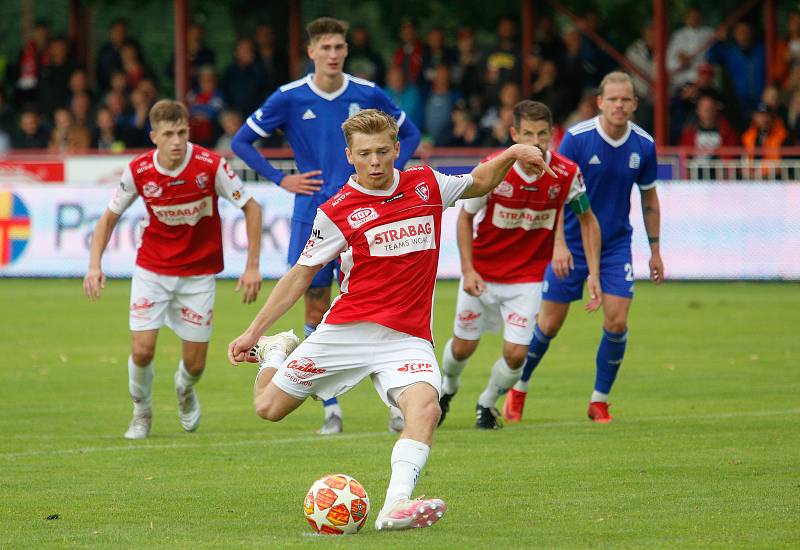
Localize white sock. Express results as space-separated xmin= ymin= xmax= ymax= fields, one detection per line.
xmin=382 ymin=438 xmax=430 ymax=513
xmin=513 ymin=379 xmax=529 ymax=392
xmin=591 ymin=390 xmax=609 ymax=403
xmin=259 ymin=348 xmax=287 ymax=371
xmin=323 ymin=401 xmax=343 ymax=419
xmin=175 ymin=360 xmax=201 ymax=390
xmin=478 ymin=357 xmax=520 ymax=408
xmin=128 ymin=356 xmax=153 ymax=414
xmin=441 ymin=338 xmax=468 ymax=395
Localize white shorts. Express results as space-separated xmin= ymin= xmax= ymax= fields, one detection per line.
xmin=271 ymin=322 xmax=441 ymax=407
xmin=453 ymin=278 xmax=543 ymax=346
xmin=129 ymin=266 xmax=216 ymax=342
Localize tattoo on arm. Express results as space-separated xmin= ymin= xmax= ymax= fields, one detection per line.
xmin=643 ymin=206 xmax=655 ymax=215
xmin=648 ymin=236 xmax=659 ymax=244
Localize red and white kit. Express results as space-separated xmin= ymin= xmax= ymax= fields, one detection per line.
xmin=109 ymin=143 xmax=251 ymax=341
xmin=454 ymin=151 xmax=585 ymax=344
xmin=272 ymin=166 xmax=473 ymax=403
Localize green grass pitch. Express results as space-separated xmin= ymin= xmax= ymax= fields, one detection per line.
xmin=1 ymin=279 xmax=798 ymax=548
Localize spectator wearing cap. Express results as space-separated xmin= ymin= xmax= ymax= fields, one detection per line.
xmin=742 ymin=102 xmax=789 ymax=177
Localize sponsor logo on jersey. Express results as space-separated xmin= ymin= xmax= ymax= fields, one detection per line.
xmin=151 ymin=197 xmax=213 ymax=226
xmin=629 ymin=152 xmax=640 ymax=169
xmin=195 ymin=173 xmax=208 ymax=189
xmin=493 ymin=181 xmax=514 ymax=197
xmin=142 ymin=181 xmax=162 ymax=198
xmin=492 ymin=204 xmax=557 ymax=231
xmin=366 ymin=215 xmax=436 ymax=257
xmin=287 ymin=357 xmax=326 ymax=380
xmin=406 ymin=165 xmax=425 ymax=172
xmin=589 ymin=154 xmax=601 ymax=165
xmin=347 ymin=207 xmax=379 ymax=229
xmin=415 ymin=183 xmax=430 ymax=202
xmin=331 ymin=191 xmax=350 ymax=207
xmin=548 ymin=184 xmax=561 ymax=200
xmin=348 ymin=103 xmax=361 ymax=117
xmin=521 ymin=184 xmax=539 ymax=192
xmin=181 ymin=307 xmax=205 ymax=326
xmin=168 ymin=179 xmax=186 ymax=187
xmin=195 ymin=151 xmax=214 ymax=164
xmin=506 ymin=312 xmax=529 ymax=328
xmin=398 ymin=362 xmax=434 ymax=374
xmin=382 ymin=192 xmax=404 ymax=204
xmin=135 ymin=162 xmax=154 ymax=174
xmin=552 ymin=163 xmax=569 ymax=177
xmin=302 ymin=109 xmax=316 ymax=120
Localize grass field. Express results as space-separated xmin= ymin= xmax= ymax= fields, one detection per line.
xmin=1 ymin=278 xmax=798 ymax=548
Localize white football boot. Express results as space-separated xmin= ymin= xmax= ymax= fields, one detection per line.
xmin=246 ymin=330 xmax=300 ymax=364
xmin=175 ymin=370 xmax=201 ymax=432
xmin=124 ymin=410 xmax=152 ymax=440
xmin=374 ymin=497 xmax=447 ymax=531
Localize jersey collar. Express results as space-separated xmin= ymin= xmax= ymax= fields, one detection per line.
xmin=512 ymin=150 xmax=551 ymax=182
xmin=307 ymin=73 xmax=350 ymax=101
xmin=153 ymin=142 xmax=194 ymax=177
xmin=594 ymin=115 xmax=631 ymax=148
xmin=347 ymin=168 xmax=400 ymax=196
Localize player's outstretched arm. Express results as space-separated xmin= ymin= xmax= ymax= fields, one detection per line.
xmin=456 ymin=207 xmax=485 ymax=297
xmin=576 ymin=208 xmax=603 ymax=311
xmin=236 ymin=198 xmax=263 ymax=304
xmin=227 ymin=263 xmax=323 ymax=366
xmin=463 ymin=144 xmax=555 ymax=199
xmin=640 ymin=187 xmax=664 ymax=284
xmin=83 ymin=208 xmax=121 ymax=300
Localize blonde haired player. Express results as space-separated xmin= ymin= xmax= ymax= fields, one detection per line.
xmin=228 ymin=109 xmax=553 ymax=530
xmin=84 ymin=100 xmax=263 ymax=439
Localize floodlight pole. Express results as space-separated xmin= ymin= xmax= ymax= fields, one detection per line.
xmin=174 ymin=0 xmax=189 ymax=103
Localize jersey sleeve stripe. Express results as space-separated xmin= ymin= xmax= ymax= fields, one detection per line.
xmin=631 ymin=124 xmax=655 ymax=143
xmin=397 ymin=111 xmax=407 ymax=127
xmin=279 ymin=76 xmax=309 ymax=92
xmin=348 ymin=74 xmax=376 ymax=87
xmin=246 ymin=117 xmax=270 ymax=138
xmin=637 ymin=181 xmax=657 ymax=190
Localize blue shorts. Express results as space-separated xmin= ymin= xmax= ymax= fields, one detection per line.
xmin=542 ymin=251 xmax=635 ymax=302
xmin=287 ymin=219 xmax=340 ymax=288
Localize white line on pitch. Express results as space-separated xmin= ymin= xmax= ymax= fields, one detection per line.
xmin=1 ymin=408 xmax=797 ymax=460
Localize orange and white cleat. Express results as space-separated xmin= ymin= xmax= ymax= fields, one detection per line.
xmin=374 ymin=497 xmax=447 ymax=531
xmin=502 ymin=388 xmax=528 ymax=423
xmin=587 ymin=401 xmax=613 ymax=423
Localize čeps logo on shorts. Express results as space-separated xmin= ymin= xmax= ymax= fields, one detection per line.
xmin=398 ymin=362 xmax=434 ymax=373
xmin=365 ymin=215 xmax=435 ymax=257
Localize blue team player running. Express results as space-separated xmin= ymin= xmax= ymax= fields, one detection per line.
xmin=232 ymin=17 xmax=421 ymax=434
xmin=503 ymin=71 xmax=665 ymax=423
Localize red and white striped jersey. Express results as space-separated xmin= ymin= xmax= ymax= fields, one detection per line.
xmin=463 ymin=150 xmax=584 ymax=283
xmin=109 ymin=143 xmax=251 ymax=276
xmin=298 ymin=166 xmax=473 ymax=342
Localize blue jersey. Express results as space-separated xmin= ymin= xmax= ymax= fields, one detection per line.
xmin=558 ymin=116 xmax=657 ymax=256
xmin=245 ymin=73 xmax=416 ymax=223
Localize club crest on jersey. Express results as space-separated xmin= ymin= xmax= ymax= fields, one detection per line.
xmin=195 ymin=173 xmax=208 ymax=189
xmin=347 ymin=207 xmax=378 ymax=229
xmin=493 ymin=181 xmax=514 ymax=197
xmin=629 ymin=152 xmax=640 ymax=169
xmin=548 ymin=184 xmax=561 ymax=200
xmin=348 ymin=103 xmax=362 ymax=117
xmin=142 ymin=181 xmax=162 ymax=198
xmin=415 ymin=183 xmax=430 ymax=202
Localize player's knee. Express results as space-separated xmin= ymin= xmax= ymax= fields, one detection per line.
xmin=450 ymin=339 xmax=476 ymax=361
xmin=131 ymin=346 xmax=155 ymax=367
xmin=254 ymin=398 xmax=285 ymax=422
xmin=604 ymin=319 xmax=627 ymax=334
xmin=537 ymin=315 xmax=563 ymax=338
xmin=503 ymin=347 xmax=527 ymax=369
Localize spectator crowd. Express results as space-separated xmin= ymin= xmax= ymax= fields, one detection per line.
xmin=2 ymin=8 xmax=800 ymax=157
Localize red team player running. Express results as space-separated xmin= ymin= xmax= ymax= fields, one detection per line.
xmin=438 ymin=101 xmax=602 ymax=429
xmin=227 ymin=109 xmax=553 ymax=531
xmin=84 ymin=100 xmax=263 ymax=439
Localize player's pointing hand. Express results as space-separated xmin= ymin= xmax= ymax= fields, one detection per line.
xmin=515 ymin=144 xmax=556 ymax=179
xmin=280 ymin=170 xmax=324 ymax=195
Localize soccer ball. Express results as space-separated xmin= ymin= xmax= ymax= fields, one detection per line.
xmin=303 ymin=474 xmax=370 ymax=535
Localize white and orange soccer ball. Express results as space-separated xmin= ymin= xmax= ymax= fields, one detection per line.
xmin=303 ymin=474 xmax=370 ymax=535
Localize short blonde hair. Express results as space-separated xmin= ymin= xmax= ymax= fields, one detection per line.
xmin=341 ymin=109 xmax=398 ymax=148
xmin=598 ymin=71 xmax=635 ymax=97
xmin=149 ymin=99 xmax=189 ymax=128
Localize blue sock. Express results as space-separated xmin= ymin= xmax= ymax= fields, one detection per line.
xmin=303 ymin=323 xmax=316 ymax=338
xmin=520 ymin=324 xmax=553 ymax=383
xmin=595 ymin=328 xmax=628 ymax=394
xmin=323 ymin=397 xmax=339 ymax=406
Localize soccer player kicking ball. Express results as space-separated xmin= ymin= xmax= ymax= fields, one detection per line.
xmin=227 ymin=109 xmax=553 ymax=530
xmin=84 ymin=100 xmax=263 ymax=439
xmin=437 ymin=100 xmax=602 ymax=430
xmin=232 ymin=17 xmax=420 ymax=435
xmin=504 ymin=72 xmax=665 ymax=423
